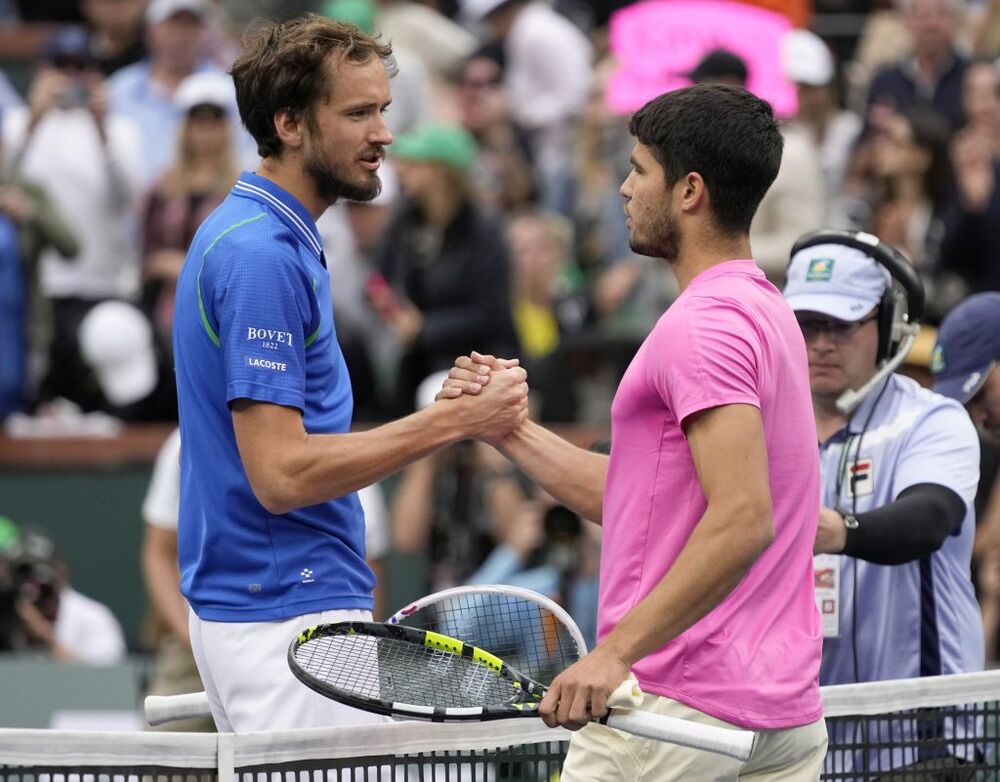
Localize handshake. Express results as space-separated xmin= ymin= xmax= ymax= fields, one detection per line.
xmin=432 ymin=351 xmax=530 ymax=445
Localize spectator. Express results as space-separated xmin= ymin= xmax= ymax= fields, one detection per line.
xmin=0 ymin=127 xmax=79 ymax=419
xmin=506 ymin=209 xmax=591 ymax=422
xmin=376 ymin=0 xmax=478 ymax=82
xmin=1 ymin=28 xmax=145 ymax=410
xmin=782 ymin=30 xmax=863 ymax=227
xmin=868 ymin=107 xmax=955 ymax=316
xmin=140 ymin=71 xmax=240 ymax=351
xmin=933 ymin=293 xmax=1000 ymax=662
xmin=108 ymin=0 xmax=224 ymax=186
xmin=940 ymin=60 xmax=1000 ymax=293
xmin=376 ymin=123 xmax=519 ymax=414
xmin=460 ymin=0 xmax=592 ymax=213
xmin=81 ymin=0 xmax=149 ymax=76
xmin=317 ymin=164 xmax=401 ymax=422
xmin=0 ymin=523 xmax=126 ymax=665
xmin=865 ymin=0 xmax=971 ymax=131
xmin=457 ymin=45 xmax=536 ymax=213
xmin=141 ymin=428 xmax=214 ymax=732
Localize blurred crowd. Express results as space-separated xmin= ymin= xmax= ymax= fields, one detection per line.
xmin=0 ymin=0 xmax=998 ymax=717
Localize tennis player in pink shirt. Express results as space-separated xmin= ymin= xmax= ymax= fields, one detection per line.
xmin=442 ymin=85 xmax=826 ymax=780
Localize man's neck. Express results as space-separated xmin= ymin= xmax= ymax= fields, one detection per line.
xmin=814 ymin=396 xmax=847 ymax=443
xmin=672 ymin=233 xmax=752 ymax=291
xmin=256 ymin=158 xmax=330 ymax=220
xmin=913 ymin=47 xmax=953 ymax=84
xmin=150 ymin=61 xmax=194 ymax=96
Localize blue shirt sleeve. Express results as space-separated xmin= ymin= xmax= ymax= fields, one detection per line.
xmin=211 ymin=243 xmax=315 ymax=412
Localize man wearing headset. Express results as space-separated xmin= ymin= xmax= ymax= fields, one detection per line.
xmin=784 ymin=232 xmax=983 ymax=772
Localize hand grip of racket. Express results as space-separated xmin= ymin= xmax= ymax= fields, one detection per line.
xmin=601 ymin=709 xmax=756 ymax=762
xmin=144 ymin=692 xmax=212 ymax=726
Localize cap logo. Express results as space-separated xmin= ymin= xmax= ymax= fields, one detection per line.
xmin=963 ymin=372 xmax=982 ymax=396
xmin=806 ymin=258 xmax=834 ymax=281
xmin=930 ymin=345 xmax=945 ymax=374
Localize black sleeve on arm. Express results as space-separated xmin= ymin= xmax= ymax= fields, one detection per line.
xmin=841 ymin=483 xmax=966 ymax=565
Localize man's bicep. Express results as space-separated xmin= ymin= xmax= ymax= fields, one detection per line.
xmin=685 ymin=403 xmax=772 ymax=512
xmin=231 ymin=400 xmax=307 ymax=504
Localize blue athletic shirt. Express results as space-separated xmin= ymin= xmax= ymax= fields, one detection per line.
xmin=173 ymin=172 xmax=374 ymax=622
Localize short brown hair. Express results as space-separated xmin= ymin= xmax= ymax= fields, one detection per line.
xmin=230 ymin=14 xmax=394 ymax=159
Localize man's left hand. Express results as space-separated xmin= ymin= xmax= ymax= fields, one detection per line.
xmin=539 ymin=647 xmax=630 ymax=731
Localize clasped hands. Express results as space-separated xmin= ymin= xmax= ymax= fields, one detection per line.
xmin=435 ymin=351 xmax=529 ymax=444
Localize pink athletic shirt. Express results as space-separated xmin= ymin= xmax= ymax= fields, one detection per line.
xmin=600 ymin=260 xmax=822 ymax=729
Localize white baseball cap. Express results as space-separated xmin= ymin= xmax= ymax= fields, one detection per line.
xmin=784 ymin=243 xmax=890 ymax=321
xmin=460 ymin=0 xmax=512 ymax=23
xmin=78 ymin=301 xmax=158 ymax=406
xmin=175 ymin=71 xmax=236 ymax=113
xmin=781 ymin=29 xmax=835 ymax=86
xmin=146 ymin=0 xmax=209 ymax=25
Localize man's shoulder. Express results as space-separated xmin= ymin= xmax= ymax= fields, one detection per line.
xmin=890 ymin=374 xmax=978 ymax=439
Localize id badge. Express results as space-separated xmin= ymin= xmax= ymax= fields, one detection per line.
xmin=813 ymin=554 xmax=840 ymax=638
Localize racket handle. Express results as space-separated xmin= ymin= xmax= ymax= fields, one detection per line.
xmin=603 ymin=708 xmax=756 ymax=762
xmin=144 ymin=692 xmax=212 ymax=726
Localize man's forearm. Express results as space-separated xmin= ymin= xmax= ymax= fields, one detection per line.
xmin=498 ymin=420 xmax=608 ymax=523
xmin=600 ymin=501 xmax=773 ymax=667
xmin=255 ymin=407 xmax=464 ymax=514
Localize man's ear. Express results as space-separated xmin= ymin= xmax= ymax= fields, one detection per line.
xmin=680 ymin=171 xmax=707 ymax=214
xmin=273 ymin=108 xmax=306 ymax=152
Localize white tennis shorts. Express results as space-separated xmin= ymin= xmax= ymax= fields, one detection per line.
xmin=189 ymin=607 xmax=390 ymax=733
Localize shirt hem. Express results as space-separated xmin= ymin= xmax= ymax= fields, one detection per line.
xmin=226 ymin=382 xmax=305 ymax=412
xmin=636 ymin=678 xmax=823 ymax=730
xmin=189 ymin=594 xmax=373 ymax=622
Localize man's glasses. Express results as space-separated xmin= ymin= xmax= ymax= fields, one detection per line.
xmin=796 ymin=311 xmax=879 ymax=343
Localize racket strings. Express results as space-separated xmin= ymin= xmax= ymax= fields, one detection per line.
xmin=294 ymin=634 xmax=521 ymax=708
xmin=399 ymin=594 xmax=582 ymax=685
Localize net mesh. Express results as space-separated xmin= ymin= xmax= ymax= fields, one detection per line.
xmin=3 ymin=671 xmax=1000 ymax=782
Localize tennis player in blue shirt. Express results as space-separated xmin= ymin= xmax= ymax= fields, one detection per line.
xmin=172 ymin=16 xmax=528 ymax=733
xmin=784 ymin=237 xmax=983 ymax=776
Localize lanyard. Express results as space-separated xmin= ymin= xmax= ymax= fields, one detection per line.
xmin=833 ymin=433 xmax=858 ymax=506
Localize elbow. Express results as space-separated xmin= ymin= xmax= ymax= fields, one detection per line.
xmin=251 ymin=472 xmax=302 ymax=516
xmin=730 ymin=500 xmax=775 ymax=563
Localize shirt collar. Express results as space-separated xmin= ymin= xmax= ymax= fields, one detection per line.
xmin=686 ymin=259 xmax=763 ymax=288
xmin=232 ymin=172 xmax=324 ymax=260
xmin=845 ymin=374 xmax=894 ymax=435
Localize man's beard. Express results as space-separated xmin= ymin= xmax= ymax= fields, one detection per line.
xmin=305 ymin=147 xmax=382 ymax=204
xmin=628 ymin=203 xmax=681 ymax=263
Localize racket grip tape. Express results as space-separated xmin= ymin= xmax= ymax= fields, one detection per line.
xmin=144 ymin=692 xmax=212 ymax=726
xmin=602 ymin=708 xmax=756 ymax=762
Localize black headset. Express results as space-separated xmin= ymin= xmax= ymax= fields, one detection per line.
xmin=790 ymin=229 xmax=925 ymax=365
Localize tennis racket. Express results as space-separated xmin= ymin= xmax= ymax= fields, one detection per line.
xmin=387 ymin=584 xmax=587 ymax=686
xmin=144 ymin=584 xmax=578 ymax=727
xmin=288 ymin=620 xmax=756 ymax=761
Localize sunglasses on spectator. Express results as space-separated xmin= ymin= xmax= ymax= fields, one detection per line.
xmin=187 ymin=104 xmax=227 ymax=122
xmin=796 ymin=311 xmax=879 ymax=342
xmin=52 ymin=55 xmax=94 ymax=72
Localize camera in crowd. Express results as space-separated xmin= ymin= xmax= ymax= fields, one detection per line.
xmin=0 ymin=519 xmax=61 ymax=652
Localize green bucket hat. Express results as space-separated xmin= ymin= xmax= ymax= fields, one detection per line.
xmin=322 ymin=0 xmax=376 ymax=34
xmin=391 ymin=123 xmax=478 ymax=172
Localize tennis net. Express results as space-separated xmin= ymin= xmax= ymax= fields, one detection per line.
xmin=2 ymin=671 xmax=1000 ymax=781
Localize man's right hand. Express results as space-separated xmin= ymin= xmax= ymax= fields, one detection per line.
xmin=27 ymin=69 xmax=70 ymax=126
xmin=440 ymin=362 xmax=529 ymax=444
xmin=436 ymin=351 xmax=521 ymax=400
